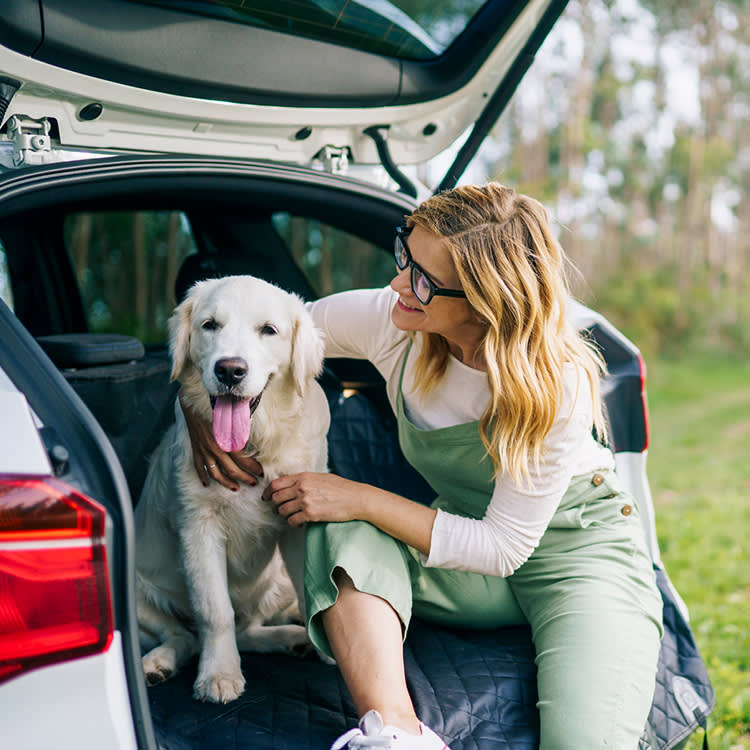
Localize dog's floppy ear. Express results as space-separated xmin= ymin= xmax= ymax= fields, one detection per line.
xmin=290 ymin=301 xmax=325 ymax=398
xmin=168 ymin=293 xmax=195 ymax=382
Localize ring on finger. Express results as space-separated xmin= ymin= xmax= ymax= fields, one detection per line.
xmin=205 ymin=463 xmax=218 ymax=470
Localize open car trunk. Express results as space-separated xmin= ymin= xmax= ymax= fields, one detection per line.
xmin=0 ymin=158 xmax=715 ymax=750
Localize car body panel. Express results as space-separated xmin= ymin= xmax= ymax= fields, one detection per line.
xmin=0 ymin=391 xmax=50 ymax=475
xmin=0 ymin=632 xmax=138 ymax=750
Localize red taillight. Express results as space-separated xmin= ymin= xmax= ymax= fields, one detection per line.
xmin=0 ymin=476 xmax=114 ymax=684
xmin=638 ymin=353 xmax=650 ymax=451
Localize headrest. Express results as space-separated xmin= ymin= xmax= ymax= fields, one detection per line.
xmin=37 ymin=333 xmax=145 ymax=369
xmin=174 ymin=253 xmax=263 ymax=304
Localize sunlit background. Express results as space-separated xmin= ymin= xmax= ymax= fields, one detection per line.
xmin=425 ymin=0 xmax=750 ymax=361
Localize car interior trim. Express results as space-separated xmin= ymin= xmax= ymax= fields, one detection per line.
xmin=0 ymin=0 xmax=566 ymax=109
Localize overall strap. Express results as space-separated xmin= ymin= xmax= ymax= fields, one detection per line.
xmin=395 ymin=339 xmax=494 ymax=519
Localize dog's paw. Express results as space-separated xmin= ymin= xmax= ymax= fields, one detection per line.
xmin=144 ymin=665 xmax=173 ymax=686
xmin=193 ymin=670 xmax=246 ymax=703
xmin=142 ymin=648 xmax=177 ymax=685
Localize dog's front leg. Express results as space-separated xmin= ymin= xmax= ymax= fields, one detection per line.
xmin=278 ymin=525 xmax=307 ymax=622
xmin=179 ymin=518 xmax=245 ymax=703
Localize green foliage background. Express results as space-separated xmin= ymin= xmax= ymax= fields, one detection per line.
xmin=479 ymin=0 xmax=750 ymax=361
xmin=647 ymin=355 xmax=750 ymax=748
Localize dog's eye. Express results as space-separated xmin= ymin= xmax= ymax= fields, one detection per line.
xmin=201 ymin=318 xmax=219 ymax=331
xmin=260 ymin=324 xmax=278 ymax=336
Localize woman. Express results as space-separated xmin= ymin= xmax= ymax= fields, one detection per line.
xmin=183 ymin=183 xmax=663 ymax=750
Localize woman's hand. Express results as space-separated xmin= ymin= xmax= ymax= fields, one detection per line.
xmin=179 ymin=390 xmax=263 ymax=491
xmin=264 ymin=472 xmax=438 ymax=557
xmin=263 ymin=472 xmax=363 ymax=527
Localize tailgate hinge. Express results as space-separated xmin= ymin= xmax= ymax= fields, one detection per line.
xmin=5 ymin=115 xmax=53 ymax=167
xmin=315 ymin=145 xmax=351 ymax=175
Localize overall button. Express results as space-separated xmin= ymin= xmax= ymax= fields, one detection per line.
xmin=621 ymin=504 xmax=633 ymax=516
xmin=592 ymin=473 xmax=604 ymax=486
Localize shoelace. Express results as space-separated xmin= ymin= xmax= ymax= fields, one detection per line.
xmin=330 ymin=727 xmax=394 ymax=749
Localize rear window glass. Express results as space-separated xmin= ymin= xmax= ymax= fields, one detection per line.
xmin=58 ymin=210 xmax=390 ymax=346
xmin=272 ymin=213 xmax=394 ymax=296
xmin=64 ymin=211 xmax=197 ymax=345
xmin=130 ymin=0 xmax=487 ymax=60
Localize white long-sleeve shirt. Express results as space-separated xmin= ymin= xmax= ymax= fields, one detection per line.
xmin=308 ymin=286 xmax=615 ymax=578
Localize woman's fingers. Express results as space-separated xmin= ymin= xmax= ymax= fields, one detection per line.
xmin=263 ymin=477 xmax=310 ymax=521
xmin=207 ymin=458 xmax=241 ymax=491
xmin=284 ymin=507 xmax=307 ymax=528
xmin=195 ymin=456 xmax=261 ymax=491
xmin=264 ymin=473 xmax=361 ymax=525
xmin=263 ymin=475 xmax=297 ymax=500
xmin=264 ymin=484 xmax=298 ymax=510
xmin=193 ymin=454 xmax=212 ymax=487
xmin=276 ymin=497 xmax=303 ymax=519
xmin=203 ymin=462 xmax=229 ymax=492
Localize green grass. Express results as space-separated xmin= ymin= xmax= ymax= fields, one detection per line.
xmin=646 ymin=354 xmax=750 ymax=749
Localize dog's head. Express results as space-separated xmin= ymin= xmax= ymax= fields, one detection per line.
xmin=169 ymin=275 xmax=325 ymax=452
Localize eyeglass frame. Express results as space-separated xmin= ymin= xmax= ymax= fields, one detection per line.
xmin=394 ymin=225 xmax=467 ymax=305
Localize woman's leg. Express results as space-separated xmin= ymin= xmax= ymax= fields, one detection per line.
xmin=322 ymin=567 xmax=420 ymax=733
xmin=509 ymin=472 xmax=664 ymax=749
xmin=304 ymin=519 xmax=424 ymax=735
xmin=304 ymin=519 xmax=525 ymax=745
xmin=518 ymin=582 xmax=661 ymax=749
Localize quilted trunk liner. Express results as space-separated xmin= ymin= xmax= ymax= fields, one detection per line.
xmin=148 ymin=620 xmax=539 ymax=750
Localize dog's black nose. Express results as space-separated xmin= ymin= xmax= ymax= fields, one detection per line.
xmin=214 ymin=358 xmax=248 ymax=386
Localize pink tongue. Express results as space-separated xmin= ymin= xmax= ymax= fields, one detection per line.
xmin=212 ymin=395 xmax=251 ymax=452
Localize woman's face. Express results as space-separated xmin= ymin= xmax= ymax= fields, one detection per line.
xmin=390 ymin=225 xmax=485 ymax=363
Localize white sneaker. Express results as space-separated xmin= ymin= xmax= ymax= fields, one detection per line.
xmin=329 ymin=710 xmax=451 ymax=750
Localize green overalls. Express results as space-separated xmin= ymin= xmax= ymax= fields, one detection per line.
xmin=304 ymin=347 xmax=663 ymax=749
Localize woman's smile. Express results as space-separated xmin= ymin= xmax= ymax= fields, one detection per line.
xmin=396 ymin=297 xmax=422 ymax=313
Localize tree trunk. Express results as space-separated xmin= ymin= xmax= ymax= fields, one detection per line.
xmin=133 ymin=212 xmax=148 ymax=340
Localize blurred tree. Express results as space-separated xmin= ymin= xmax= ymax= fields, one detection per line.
xmin=64 ymin=211 xmax=195 ymax=343
xmin=485 ymin=0 xmax=750 ymax=356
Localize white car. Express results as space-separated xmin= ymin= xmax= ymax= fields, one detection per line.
xmin=0 ymin=1 xmax=713 ymax=748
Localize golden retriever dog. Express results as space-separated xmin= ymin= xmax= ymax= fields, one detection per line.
xmin=135 ymin=275 xmax=329 ymax=704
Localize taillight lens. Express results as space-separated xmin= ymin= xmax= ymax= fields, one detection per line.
xmin=0 ymin=476 xmax=114 ymax=684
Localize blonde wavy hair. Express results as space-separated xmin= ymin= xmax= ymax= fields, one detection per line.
xmin=407 ymin=182 xmax=608 ymax=483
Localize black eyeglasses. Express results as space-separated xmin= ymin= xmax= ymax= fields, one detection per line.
xmin=394 ymin=226 xmax=467 ymax=305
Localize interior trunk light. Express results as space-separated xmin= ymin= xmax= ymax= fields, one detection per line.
xmin=0 ymin=476 xmax=114 ymax=684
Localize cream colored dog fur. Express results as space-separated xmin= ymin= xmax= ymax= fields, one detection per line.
xmin=135 ymin=275 xmax=329 ymax=704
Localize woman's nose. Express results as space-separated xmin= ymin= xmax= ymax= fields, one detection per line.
xmin=389 ymin=265 xmax=411 ymax=294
